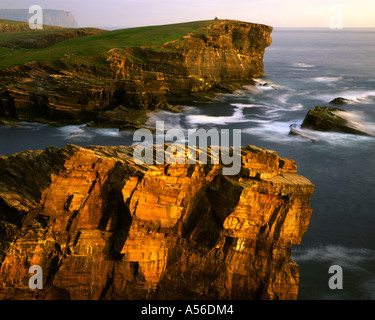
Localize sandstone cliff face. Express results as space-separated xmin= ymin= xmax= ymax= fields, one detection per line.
xmin=0 ymin=20 xmax=272 ymax=128
xmin=0 ymin=144 xmax=314 ymax=300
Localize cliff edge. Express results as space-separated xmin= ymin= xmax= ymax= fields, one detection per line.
xmin=0 ymin=19 xmax=272 ymax=129
xmin=0 ymin=144 xmax=314 ymax=300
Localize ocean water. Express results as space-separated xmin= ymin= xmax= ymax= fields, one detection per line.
xmin=1 ymin=28 xmax=375 ymax=300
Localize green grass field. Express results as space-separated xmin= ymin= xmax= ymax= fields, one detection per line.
xmin=0 ymin=19 xmax=27 ymax=26
xmin=0 ymin=19 xmax=215 ymax=68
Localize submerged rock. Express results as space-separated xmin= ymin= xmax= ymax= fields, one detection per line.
xmin=329 ymin=97 xmax=354 ymax=105
xmin=87 ymin=105 xmax=150 ymax=130
xmin=301 ymin=106 xmax=373 ymax=136
xmin=0 ymin=144 xmax=314 ymax=300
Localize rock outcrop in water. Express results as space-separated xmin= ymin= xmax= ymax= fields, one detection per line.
xmin=0 ymin=144 xmax=314 ymax=300
xmin=301 ymin=106 xmax=374 ymax=136
xmin=0 ymin=20 xmax=272 ymax=129
xmin=329 ymin=97 xmax=354 ymax=105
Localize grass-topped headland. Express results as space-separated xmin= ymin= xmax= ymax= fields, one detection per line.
xmin=0 ymin=19 xmax=217 ymax=68
xmin=0 ymin=19 xmax=273 ymax=128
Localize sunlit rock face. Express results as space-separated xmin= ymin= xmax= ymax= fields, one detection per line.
xmin=0 ymin=20 xmax=272 ymax=129
xmin=0 ymin=144 xmax=314 ymax=300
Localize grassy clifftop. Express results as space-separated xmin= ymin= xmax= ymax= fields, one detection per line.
xmin=0 ymin=20 xmax=217 ymax=68
xmin=0 ymin=18 xmax=62 ymax=32
xmin=0 ymin=19 xmax=273 ymax=127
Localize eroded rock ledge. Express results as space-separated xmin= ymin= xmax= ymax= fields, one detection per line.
xmin=0 ymin=144 xmax=314 ymax=300
xmin=0 ymin=20 xmax=272 ymax=129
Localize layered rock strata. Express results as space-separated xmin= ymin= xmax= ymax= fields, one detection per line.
xmin=301 ymin=106 xmax=374 ymax=136
xmin=0 ymin=144 xmax=314 ymax=300
xmin=0 ymin=20 xmax=272 ymax=128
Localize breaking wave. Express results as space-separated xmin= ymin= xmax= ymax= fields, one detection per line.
xmin=146 ymin=110 xmax=184 ymax=130
xmin=13 ymin=122 xmax=48 ymax=131
xmin=243 ymin=119 xmax=374 ymax=146
xmin=292 ymin=62 xmax=316 ymax=68
xmin=186 ymin=108 xmax=246 ymax=125
xmin=317 ymin=89 xmax=375 ymax=104
xmin=312 ymin=76 xmax=343 ymax=83
xmin=55 ymin=125 xmax=128 ymax=142
xmin=185 ymin=102 xmax=306 ymax=127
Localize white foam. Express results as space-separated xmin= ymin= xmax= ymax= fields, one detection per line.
xmin=238 ymin=85 xmax=258 ymax=94
xmin=292 ymin=62 xmax=316 ymax=68
xmin=312 ymin=76 xmax=343 ymax=83
xmin=318 ymin=89 xmax=375 ymax=104
xmin=56 ymin=125 xmax=86 ymax=136
xmin=279 ymin=103 xmax=305 ymax=112
xmin=17 ymin=122 xmax=48 ymax=131
xmin=292 ymin=245 xmax=375 ymax=272
xmin=186 ymin=107 xmax=245 ymax=125
xmin=260 ymin=103 xmax=305 ymax=118
xmin=92 ymin=128 xmax=121 ymax=137
xmin=55 ymin=125 xmax=93 ymax=142
xmin=55 ymin=125 xmax=126 ymax=142
xmin=253 ymin=78 xmax=285 ymax=90
xmin=243 ymin=120 xmax=306 ymax=143
xmin=333 ymin=110 xmax=367 ymax=131
xmin=243 ymin=118 xmax=374 ymax=145
xmin=230 ymin=103 xmax=265 ymax=109
xmin=293 ymin=124 xmax=374 ymax=145
xmin=245 ymin=119 xmax=272 ymax=124
xmin=146 ymin=110 xmax=184 ymax=130
xmin=275 ymin=93 xmax=293 ymax=104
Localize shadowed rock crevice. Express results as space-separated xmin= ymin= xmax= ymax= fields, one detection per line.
xmin=0 ymin=144 xmax=314 ymax=300
xmin=98 ymin=163 xmax=133 ymax=259
xmin=206 ymin=175 xmax=243 ymax=226
xmin=0 ymin=197 xmax=25 ymax=226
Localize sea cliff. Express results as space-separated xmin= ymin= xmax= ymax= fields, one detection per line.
xmin=0 ymin=19 xmax=272 ymax=129
xmin=0 ymin=144 xmax=314 ymax=300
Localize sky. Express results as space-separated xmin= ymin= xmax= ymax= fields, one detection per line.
xmin=1 ymin=0 xmax=375 ymax=29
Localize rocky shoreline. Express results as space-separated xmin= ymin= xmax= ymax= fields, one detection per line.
xmin=0 ymin=20 xmax=272 ymax=130
xmin=0 ymin=19 xmax=318 ymax=300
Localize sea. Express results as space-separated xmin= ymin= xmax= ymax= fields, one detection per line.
xmin=1 ymin=28 xmax=375 ymax=300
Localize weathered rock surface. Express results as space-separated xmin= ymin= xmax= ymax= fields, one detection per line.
xmin=0 ymin=20 xmax=272 ymax=129
xmin=301 ymin=106 xmax=374 ymax=136
xmin=0 ymin=144 xmax=314 ymax=300
xmin=329 ymin=97 xmax=354 ymax=105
